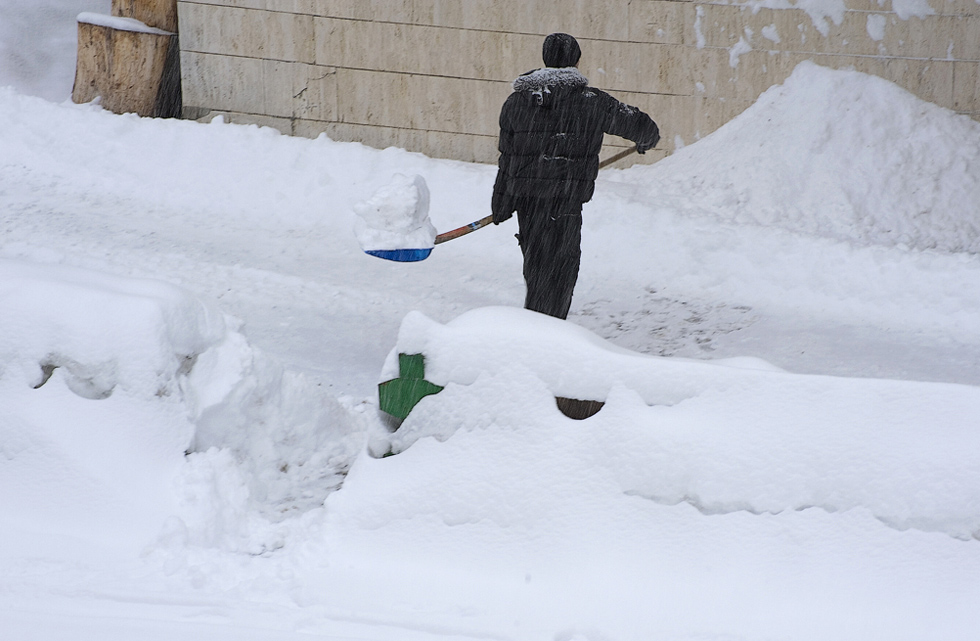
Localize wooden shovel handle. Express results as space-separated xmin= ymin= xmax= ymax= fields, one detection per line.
xmin=434 ymin=215 xmax=494 ymax=244
xmin=433 ymin=146 xmax=639 ymax=245
xmin=597 ymin=145 xmax=640 ymax=168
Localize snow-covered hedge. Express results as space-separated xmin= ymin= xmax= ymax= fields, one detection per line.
xmin=0 ymin=259 xmax=227 ymax=398
xmin=0 ymin=259 xmax=366 ymax=555
xmin=380 ymin=307 xmax=980 ymax=541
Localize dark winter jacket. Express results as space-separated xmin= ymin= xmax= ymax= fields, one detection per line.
xmin=493 ymin=68 xmax=660 ymax=207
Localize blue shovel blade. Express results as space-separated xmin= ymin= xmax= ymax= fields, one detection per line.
xmin=365 ymin=247 xmax=433 ymax=262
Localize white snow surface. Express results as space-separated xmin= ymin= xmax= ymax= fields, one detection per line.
xmin=353 ymin=173 xmax=437 ymax=251
xmin=0 ymin=259 xmax=225 ymax=397
xmin=76 ymin=12 xmax=174 ymax=36
xmin=2 ymin=21 xmax=980 ymax=641
xmin=613 ymin=61 xmax=980 ymax=255
xmin=384 ymin=308 xmax=980 ymax=541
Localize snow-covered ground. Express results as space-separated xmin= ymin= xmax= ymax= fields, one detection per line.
xmin=2 ymin=5 xmax=980 ymax=640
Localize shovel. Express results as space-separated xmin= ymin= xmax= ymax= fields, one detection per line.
xmin=365 ymin=146 xmax=640 ymax=262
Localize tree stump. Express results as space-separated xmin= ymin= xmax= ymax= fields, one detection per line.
xmin=72 ymin=9 xmax=180 ymax=118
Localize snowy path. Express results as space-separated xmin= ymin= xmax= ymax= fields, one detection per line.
xmin=0 ymin=111 xmax=517 ymax=394
xmin=3 ymin=96 xmax=978 ymax=393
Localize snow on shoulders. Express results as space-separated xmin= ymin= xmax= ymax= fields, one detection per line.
xmin=513 ymin=67 xmax=589 ymax=91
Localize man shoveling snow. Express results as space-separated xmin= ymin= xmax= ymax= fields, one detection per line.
xmin=492 ymin=33 xmax=661 ymax=319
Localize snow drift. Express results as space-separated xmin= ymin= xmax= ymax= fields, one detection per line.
xmin=381 ymin=307 xmax=980 ymax=541
xmin=0 ymin=259 xmax=223 ymax=553
xmin=617 ymin=61 xmax=980 ymax=253
xmin=0 ymin=258 xmax=226 ymax=398
xmin=0 ymin=259 xmax=366 ymax=557
xmin=315 ymin=307 xmax=980 ymax=640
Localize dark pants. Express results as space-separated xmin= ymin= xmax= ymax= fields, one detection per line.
xmin=515 ymin=198 xmax=583 ymax=320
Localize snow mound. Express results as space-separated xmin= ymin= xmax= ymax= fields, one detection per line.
xmin=0 ymin=259 xmax=228 ymax=551
xmin=0 ymin=258 xmax=226 ymax=398
xmin=378 ymin=307 xmax=980 ymax=541
xmin=627 ymin=61 xmax=980 ymax=253
xmin=353 ymin=173 xmax=437 ymax=252
xmin=0 ymin=259 xmax=367 ymax=556
xmin=180 ymin=331 xmax=368 ymax=550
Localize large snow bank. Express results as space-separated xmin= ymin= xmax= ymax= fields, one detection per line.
xmin=380 ymin=307 xmax=980 ymax=541
xmin=619 ymin=61 xmax=980 ymax=253
xmin=0 ymin=259 xmax=366 ymax=557
xmin=299 ymin=306 xmax=980 ymax=640
xmin=143 ymin=306 xmax=980 ymax=639
xmin=0 ymin=259 xmax=226 ymax=552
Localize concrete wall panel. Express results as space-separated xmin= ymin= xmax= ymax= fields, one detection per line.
xmin=182 ymin=50 xmax=335 ymax=119
xmin=178 ymin=0 xmax=980 ymax=165
xmin=334 ymin=68 xmax=508 ymax=137
xmin=180 ymin=3 xmax=313 ymax=62
xmin=308 ymin=0 xmax=630 ymax=40
xmin=953 ymin=59 xmax=980 ymax=113
xmin=629 ymin=1 xmax=696 ymax=46
xmin=313 ymin=17 xmax=539 ymax=82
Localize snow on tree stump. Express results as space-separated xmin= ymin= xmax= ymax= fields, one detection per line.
xmin=72 ymin=13 xmax=177 ymax=117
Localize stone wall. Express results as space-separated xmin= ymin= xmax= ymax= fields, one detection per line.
xmin=177 ymin=0 xmax=980 ymax=167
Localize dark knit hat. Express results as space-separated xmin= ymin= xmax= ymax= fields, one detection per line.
xmin=542 ymin=33 xmax=581 ymax=68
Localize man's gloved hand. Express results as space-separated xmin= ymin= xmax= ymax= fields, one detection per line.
xmin=491 ymin=191 xmax=516 ymax=224
xmin=636 ymin=128 xmax=661 ymax=155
